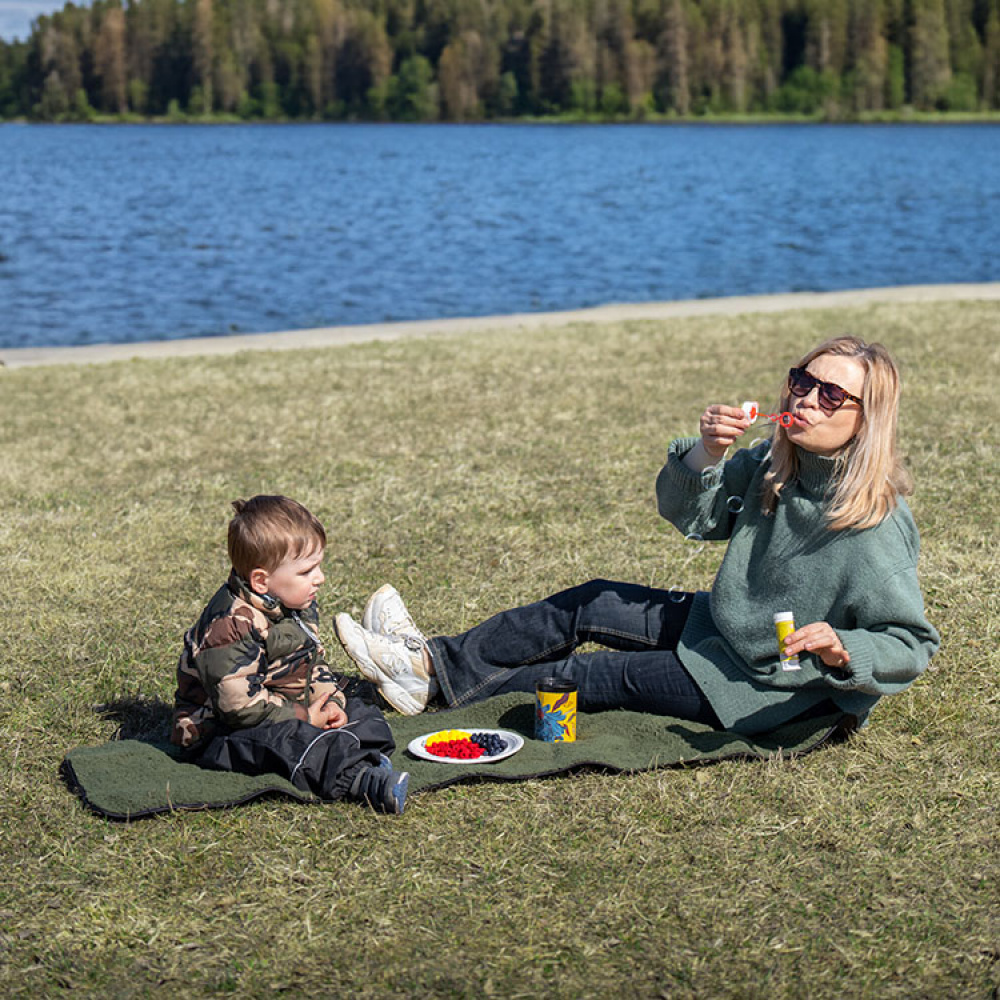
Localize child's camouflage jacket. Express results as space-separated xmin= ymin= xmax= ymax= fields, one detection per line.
xmin=171 ymin=572 xmax=343 ymax=749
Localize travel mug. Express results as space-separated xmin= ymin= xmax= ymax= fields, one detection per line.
xmin=534 ymin=677 xmax=578 ymax=742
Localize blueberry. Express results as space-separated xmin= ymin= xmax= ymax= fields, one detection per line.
xmin=470 ymin=732 xmax=508 ymax=756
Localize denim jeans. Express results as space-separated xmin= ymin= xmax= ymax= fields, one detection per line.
xmin=428 ymin=579 xmax=720 ymax=727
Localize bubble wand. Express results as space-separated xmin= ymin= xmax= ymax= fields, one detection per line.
xmin=742 ymin=401 xmax=795 ymax=428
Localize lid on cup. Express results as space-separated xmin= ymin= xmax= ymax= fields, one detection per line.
xmin=536 ymin=677 xmax=578 ymax=693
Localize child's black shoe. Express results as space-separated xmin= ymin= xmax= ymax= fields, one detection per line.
xmin=349 ymin=764 xmax=409 ymax=815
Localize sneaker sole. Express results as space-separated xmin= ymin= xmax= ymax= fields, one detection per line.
xmin=362 ymin=584 xmax=428 ymax=649
xmin=333 ymin=614 xmax=426 ymax=716
xmin=390 ymin=772 xmax=409 ymax=815
xmin=362 ymin=584 xmax=396 ymax=633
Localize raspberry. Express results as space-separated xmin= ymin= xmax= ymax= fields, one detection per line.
xmin=426 ymin=737 xmax=484 ymax=759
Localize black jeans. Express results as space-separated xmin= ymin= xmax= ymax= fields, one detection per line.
xmin=429 ymin=579 xmax=720 ymax=727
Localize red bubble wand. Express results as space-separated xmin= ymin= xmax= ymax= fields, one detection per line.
xmin=742 ymin=401 xmax=795 ymax=427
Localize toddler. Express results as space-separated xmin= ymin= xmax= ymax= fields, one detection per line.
xmin=171 ymin=495 xmax=408 ymax=813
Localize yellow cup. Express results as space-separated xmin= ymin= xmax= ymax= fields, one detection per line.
xmin=535 ymin=678 xmax=578 ymax=742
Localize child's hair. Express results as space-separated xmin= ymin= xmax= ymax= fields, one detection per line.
xmin=228 ymin=496 xmax=326 ymax=577
xmin=762 ymin=336 xmax=913 ymax=531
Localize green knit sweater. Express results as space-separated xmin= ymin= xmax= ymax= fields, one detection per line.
xmin=655 ymin=438 xmax=940 ymax=734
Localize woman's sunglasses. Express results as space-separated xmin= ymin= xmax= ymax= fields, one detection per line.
xmin=788 ymin=367 xmax=864 ymax=412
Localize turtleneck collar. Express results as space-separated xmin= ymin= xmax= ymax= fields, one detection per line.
xmin=795 ymin=446 xmax=841 ymax=496
xmin=227 ymin=569 xmax=286 ymax=621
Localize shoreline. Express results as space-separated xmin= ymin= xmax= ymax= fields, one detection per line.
xmin=4 ymin=113 xmax=1000 ymax=127
xmin=4 ymin=282 xmax=999 ymax=370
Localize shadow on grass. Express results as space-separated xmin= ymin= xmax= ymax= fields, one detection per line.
xmin=95 ymin=694 xmax=173 ymax=743
xmin=664 ymin=710 xmax=861 ymax=760
xmin=494 ymin=699 xmax=859 ymax=758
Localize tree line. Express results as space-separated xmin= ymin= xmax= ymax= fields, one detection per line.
xmin=2 ymin=0 xmax=999 ymax=122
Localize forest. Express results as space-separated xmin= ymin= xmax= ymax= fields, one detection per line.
xmin=1 ymin=0 xmax=999 ymax=122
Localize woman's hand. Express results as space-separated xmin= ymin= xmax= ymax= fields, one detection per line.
xmin=783 ymin=622 xmax=851 ymax=669
xmin=308 ymin=696 xmax=348 ymax=729
xmin=699 ymin=405 xmax=750 ymax=460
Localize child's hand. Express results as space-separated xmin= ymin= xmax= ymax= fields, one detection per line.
xmin=323 ymin=702 xmax=348 ymax=728
xmin=699 ymin=404 xmax=750 ymax=459
xmin=308 ymin=696 xmax=347 ymax=729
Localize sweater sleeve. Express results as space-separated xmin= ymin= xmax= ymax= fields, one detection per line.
xmin=820 ymin=563 xmax=941 ymax=697
xmin=656 ymin=437 xmax=766 ymax=541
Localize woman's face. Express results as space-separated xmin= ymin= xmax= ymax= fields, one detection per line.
xmin=783 ymin=353 xmax=866 ymax=456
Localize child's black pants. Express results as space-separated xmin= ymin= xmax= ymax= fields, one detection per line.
xmin=196 ymin=696 xmax=395 ymax=800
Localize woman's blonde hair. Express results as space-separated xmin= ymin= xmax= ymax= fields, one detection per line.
xmin=761 ymin=336 xmax=912 ymax=531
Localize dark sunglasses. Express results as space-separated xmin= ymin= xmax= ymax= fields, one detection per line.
xmin=788 ymin=367 xmax=864 ymax=412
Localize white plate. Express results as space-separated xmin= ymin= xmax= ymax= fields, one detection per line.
xmin=407 ymin=728 xmax=524 ymax=764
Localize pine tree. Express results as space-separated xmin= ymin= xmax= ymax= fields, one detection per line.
xmin=722 ymin=1 xmax=749 ymax=112
xmin=4 ymin=0 xmax=998 ymax=119
xmin=850 ymin=0 xmax=889 ymax=111
xmin=983 ymin=0 xmax=1000 ymax=107
xmin=657 ymin=0 xmax=689 ymax=114
xmin=752 ymin=0 xmax=784 ymax=108
xmin=439 ymin=29 xmax=490 ymax=118
xmin=911 ymin=0 xmax=952 ymax=108
xmin=95 ymin=5 xmax=128 ymax=113
xmin=624 ymin=37 xmax=656 ymax=110
xmin=192 ymin=0 xmax=214 ymax=113
xmin=336 ymin=7 xmax=391 ymax=114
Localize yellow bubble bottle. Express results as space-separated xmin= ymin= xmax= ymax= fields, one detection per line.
xmin=773 ymin=612 xmax=801 ymax=671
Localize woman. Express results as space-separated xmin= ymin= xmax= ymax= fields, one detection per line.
xmin=334 ymin=337 xmax=940 ymax=735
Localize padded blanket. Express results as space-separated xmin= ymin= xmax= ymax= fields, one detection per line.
xmin=61 ymin=692 xmax=855 ymax=821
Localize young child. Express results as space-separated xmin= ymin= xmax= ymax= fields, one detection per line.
xmin=171 ymin=495 xmax=409 ymax=814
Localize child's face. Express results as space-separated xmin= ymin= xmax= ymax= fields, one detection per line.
xmin=257 ymin=545 xmax=326 ymax=610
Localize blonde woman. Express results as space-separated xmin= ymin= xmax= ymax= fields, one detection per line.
xmin=336 ymin=337 xmax=940 ymax=735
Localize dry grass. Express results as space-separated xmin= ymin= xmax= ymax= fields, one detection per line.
xmin=0 ymin=301 xmax=997 ymax=998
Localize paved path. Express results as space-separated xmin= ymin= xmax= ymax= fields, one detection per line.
xmin=3 ymin=283 xmax=999 ymax=369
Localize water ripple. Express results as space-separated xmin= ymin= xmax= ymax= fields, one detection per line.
xmin=1 ymin=123 xmax=998 ymax=348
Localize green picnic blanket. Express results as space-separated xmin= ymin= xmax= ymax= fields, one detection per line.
xmin=61 ymin=692 xmax=856 ymax=821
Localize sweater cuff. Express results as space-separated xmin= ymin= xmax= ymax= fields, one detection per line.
xmin=820 ymin=630 xmax=875 ymax=693
xmin=667 ymin=437 xmax=723 ymax=491
xmin=261 ymin=698 xmax=301 ymax=725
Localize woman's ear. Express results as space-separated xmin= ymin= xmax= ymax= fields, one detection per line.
xmin=249 ymin=567 xmax=270 ymax=596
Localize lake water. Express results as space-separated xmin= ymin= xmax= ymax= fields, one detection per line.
xmin=1 ymin=123 xmax=998 ymax=349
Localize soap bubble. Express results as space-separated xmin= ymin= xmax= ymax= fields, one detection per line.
xmin=700 ymin=465 xmax=720 ymax=489
xmin=749 ymin=437 xmax=769 ymax=451
xmin=684 ymin=532 xmax=705 ymax=555
xmin=668 ymin=587 xmax=687 ymax=604
xmin=727 ymin=496 xmax=745 ymax=514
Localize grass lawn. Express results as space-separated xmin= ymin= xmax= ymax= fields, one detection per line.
xmin=1 ymin=300 xmax=997 ymax=998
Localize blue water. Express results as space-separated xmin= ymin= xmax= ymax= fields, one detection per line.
xmin=1 ymin=123 xmax=998 ymax=349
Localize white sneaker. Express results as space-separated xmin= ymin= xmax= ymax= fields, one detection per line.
xmin=362 ymin=585 xmax=427 ymax=644
xmin=334 ymin=613 xmax=436 ymax=716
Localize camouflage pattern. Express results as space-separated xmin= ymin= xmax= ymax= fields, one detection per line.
xmin=171 ymin=571 xmax=343 ymax=749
